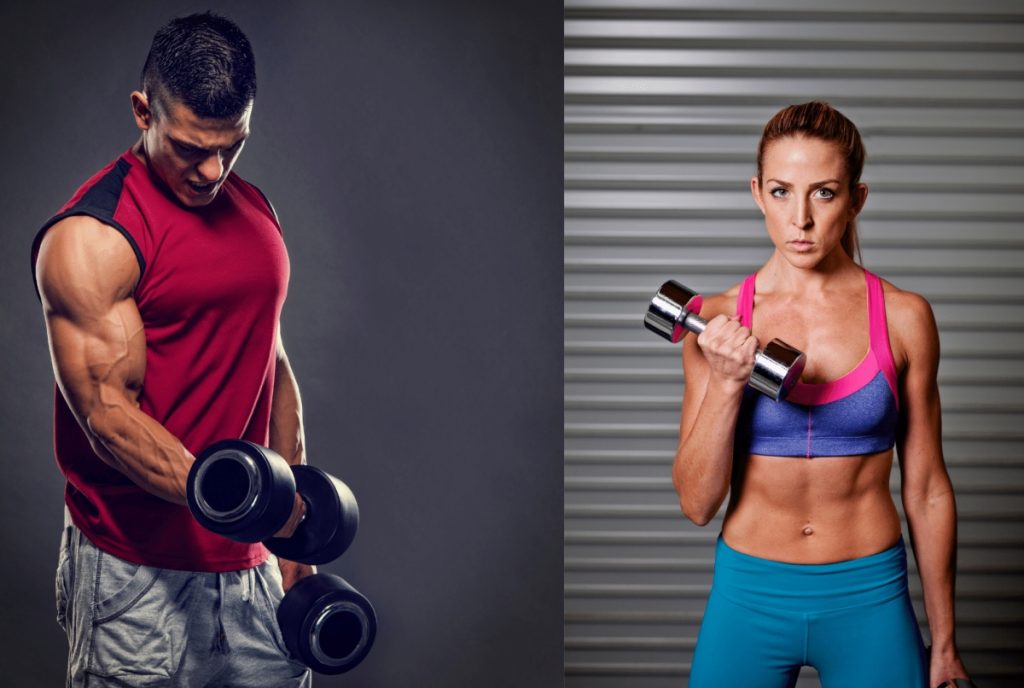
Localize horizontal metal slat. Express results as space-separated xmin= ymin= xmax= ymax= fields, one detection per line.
xmin=565 ymin=662 xmax=689 ymax=677
xmin=564 ymin=609 xmax=1023 ymax=627
xmin=565 ymin=76 xmax=1024 ymax=108
xmin=564 ymin=530 xmax=1024 ymax=550
xmin=566 ymin=557 xmax=712 ymax=572
xmin=564 ymin=368 xmax=1024 ymax=386
xmin=565 ymin=501 xmax=1024 ymax=522
xmin=563 ymin=394 xmax=1024 ymax=414
xmin=564 ymin=102 xmax=1024 ymax=134
xmin=564 ymin=177 xmax=1024 ymax=195
xmin=564 ymin=19 xmax=1024 ymax=45
xmin=565 ymin=65 xmax=1024 ymax=82
xmin=564 ymin=556 xmax=1024 ymax=575
xmin=564 ymin=48 xmax=1024 ymax=79
xmin=565 ymin=341 xmax=1024 ymax=360
xmin=566 ymin=636 xmax=695 ymax=650
xmin=566 ymin=314 xmax=1024 ymax=334
xmin=564 ymin=635 xmax=1024 ymax=653
xmin=564 ymin=477 xmax=1024 ymax=497
xmin=565 ymin=610 xmax=704 ymax=624
xmin=565 ymin=286 xmax=1024 ymax=306
xmin=564 ymin=258 xmax=1024 ymax=277
xmin=565 ymin=582 xmax=1020 ymax=601
xmin=564 ymin=206 xmax=1024 ymax=222
xmin=563 ymin=449 xmax=1024 ymax=469
xmin=564 ymin=231 xmax=1024 ymax=250
xmin=564 ymin=662 xmax=1024 ymax=679
xmin=565 ymin=422 xmax=1024 ymax=442
xmin=564 ymin=120 xmax=1024 ymax=139
xmin=567 ymin=583 xmax=711 ymax=598
xmin=564 ymin=1 xmax=1024 ymax=20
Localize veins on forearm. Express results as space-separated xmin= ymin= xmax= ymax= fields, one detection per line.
xmin=77 ymin=313 xmax=190 ymax=502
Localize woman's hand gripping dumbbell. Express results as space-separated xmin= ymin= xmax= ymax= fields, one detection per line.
xmin=644 ymin=280 xmax=807 ymax=401
xmin=187 ymin=440 xmax=377 ymax=674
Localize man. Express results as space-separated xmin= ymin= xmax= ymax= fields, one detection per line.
xmin=33 ymin=13 xmax=312 ymax=686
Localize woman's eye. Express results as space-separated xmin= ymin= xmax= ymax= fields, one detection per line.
xmin=815 ymin=188 xmax=836 ymax=199
xmin=769 ymin=187 xmax=787 ymax=198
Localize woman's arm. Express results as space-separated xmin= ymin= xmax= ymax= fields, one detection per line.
xmin=891 ymin=289 xmax=969 ymax=686
xmin=673 ymin=298 xmax=758 ymax=525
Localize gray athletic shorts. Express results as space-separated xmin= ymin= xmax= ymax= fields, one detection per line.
xmin=56 ymin=508 xmax=312 ymax=687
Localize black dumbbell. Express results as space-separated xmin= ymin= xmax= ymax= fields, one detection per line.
xmin=936 ymin=680 xmax=977 ymax=688
xmin=187 ymin=440 xmax=359 ymax=565
xmin=644 ymin=280 xmax=807 ymax=401
xmin=278 ymin=573 xmax=377 ymax=674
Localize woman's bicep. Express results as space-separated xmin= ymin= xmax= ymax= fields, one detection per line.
xmin=679 ymin=333 xmax=710 ymax=443
xmin=893 ymin=294 xmax=947 ymax=498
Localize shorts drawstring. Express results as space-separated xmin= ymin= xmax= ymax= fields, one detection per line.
xmin=241 ymin=566 xmax=255 ymax=603
xmin=212 ymin=573 xmax=230 ymax=656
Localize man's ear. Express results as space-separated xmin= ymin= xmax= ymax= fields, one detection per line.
xmin=130 ymin=91 xmax=153 ymax=131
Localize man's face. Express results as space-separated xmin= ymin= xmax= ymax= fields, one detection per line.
xmin=131 ymin=91 xmax=251 ymax=208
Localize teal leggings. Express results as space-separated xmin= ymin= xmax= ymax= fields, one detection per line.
xmin=689 ymin=537 xmax=928 ymax=688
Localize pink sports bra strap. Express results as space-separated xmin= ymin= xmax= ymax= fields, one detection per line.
xmin=736 ymin=273 xmax=757 ymax=329
xmin=865 ymin=270 xmax=901 ymax=408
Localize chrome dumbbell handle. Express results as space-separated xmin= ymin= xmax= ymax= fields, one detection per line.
xmin=644 ymin=280 xmax=807 ymax=401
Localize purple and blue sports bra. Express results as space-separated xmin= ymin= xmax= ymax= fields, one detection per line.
xmin=733 ymin=270 xmax=901 ymax=458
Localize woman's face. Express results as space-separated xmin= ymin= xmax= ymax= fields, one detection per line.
xmin=751 ymin=135 xmax=867 ymax=269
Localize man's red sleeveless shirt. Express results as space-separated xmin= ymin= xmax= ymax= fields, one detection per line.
xmin=32 ymin=150 xmax=289 ymax=571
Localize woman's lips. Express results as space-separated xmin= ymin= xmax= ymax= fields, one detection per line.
xmin=788 ymin=240 xmax=814 ymax=252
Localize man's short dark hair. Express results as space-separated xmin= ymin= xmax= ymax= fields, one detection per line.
xmin=141 ymin=12 xmax=256 ymax=120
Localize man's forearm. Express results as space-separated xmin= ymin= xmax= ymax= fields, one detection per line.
xmin=269 ymin=346 xmax=305 ymax=466
xmin=268 ymin=343 xmax=316 ymax=588
xmin=82 ymin=392 xmax=195 ymax=505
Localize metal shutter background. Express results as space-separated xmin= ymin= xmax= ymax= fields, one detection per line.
xmin=563 ymin=1 xmax=1024 ymax=685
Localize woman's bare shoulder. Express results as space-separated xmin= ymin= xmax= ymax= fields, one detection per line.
xmin=877 ymin=276 xmax=939 ymax=367
xmin=878 ymin=277 xmax=935 ymax=328
xmin=696 ymin=283 xmax=742 ymax=321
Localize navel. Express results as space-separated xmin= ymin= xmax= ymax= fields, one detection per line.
xmin=802 ymin=525 xmax=814 ymax=537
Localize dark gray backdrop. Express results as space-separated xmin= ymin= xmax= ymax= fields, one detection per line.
xmin=0 ymin=2 xmax=563 ymax=686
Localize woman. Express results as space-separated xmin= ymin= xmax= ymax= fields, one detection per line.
xmin=677 ymin=102 xmax=971 ymax=687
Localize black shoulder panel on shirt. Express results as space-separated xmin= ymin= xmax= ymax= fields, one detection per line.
xmin=252 ymin=183 xmax=283 ymax=234
xmin=30 ymin=158 xmax=146 ymax=301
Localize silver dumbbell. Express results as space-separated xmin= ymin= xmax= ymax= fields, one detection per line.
xmin=644 ymin=280 xmax=807 ymax=401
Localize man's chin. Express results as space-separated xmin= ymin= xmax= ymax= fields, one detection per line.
xmin=177 ymin=186 xmax=220 ymax=207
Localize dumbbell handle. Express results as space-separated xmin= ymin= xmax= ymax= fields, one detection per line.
xmin=645 ymin=280 xmax=807 ymax=401
xmin=675 ymin=308 xmax=709 ymax=336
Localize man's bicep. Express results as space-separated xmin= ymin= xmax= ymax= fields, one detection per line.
xmin=36 ymin=216 xmax=139 ymax=318
xmin=36 ymin=217 xmax=145 ymax=415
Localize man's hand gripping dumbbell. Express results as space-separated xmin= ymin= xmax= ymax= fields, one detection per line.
xmin=187 ymin=440 xmax=376 ymax=675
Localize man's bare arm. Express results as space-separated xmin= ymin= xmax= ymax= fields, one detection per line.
xmin=36 ymin=216 xmax=194 ymax=503
xmin=270 ymin=334 xmax=317 ymax=590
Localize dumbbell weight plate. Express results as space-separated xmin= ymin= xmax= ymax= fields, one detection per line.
xmin=277 ymin=573 xmax=377 ymax=675
xmin=645 ymin=280 xmax=703 ymax=344
xmin=265 ymin=465 xmax=360 ymax=565
xmin=187 ymin=440 xmax=297 ymax=542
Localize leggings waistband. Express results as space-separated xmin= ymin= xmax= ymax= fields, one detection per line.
xmin=712 ymin=536 xmax=910 ymax=613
